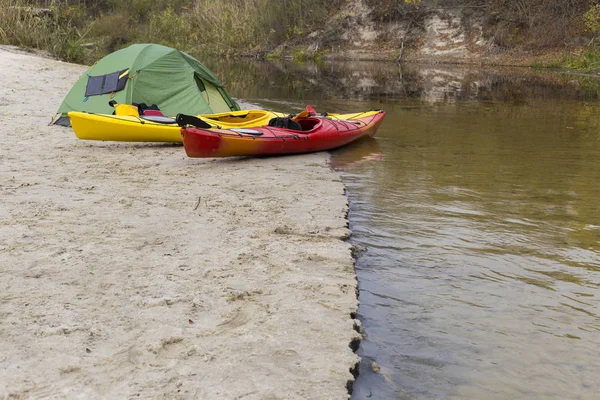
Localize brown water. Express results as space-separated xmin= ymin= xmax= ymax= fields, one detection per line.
xmin=205 ymin=58 xmax=600 ymax=399
xmin=333 ymin=101 xmax=600 ymax=399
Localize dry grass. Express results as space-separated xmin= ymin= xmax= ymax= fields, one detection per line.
xmin=0 ymin=0 xmax=88 ymax=61
xmin=0 ymin=0 xmax=344 ymax=63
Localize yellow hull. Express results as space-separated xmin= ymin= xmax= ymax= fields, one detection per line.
xmin=68 ymin=109 xmax=383 ymax=143
xmin=68 ymin=110 xmax=287 ymax=142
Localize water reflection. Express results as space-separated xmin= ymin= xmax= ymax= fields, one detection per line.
xmin=202 ymin=57 xmax=600 ymax=107
xmin=330 ymin=138 xmax=383 ymax=170
xmin=202 ymin=56 xmax=600 ymax=399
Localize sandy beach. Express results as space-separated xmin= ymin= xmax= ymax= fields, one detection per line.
xmin=0 ymin=46 xmax=359 ymax=399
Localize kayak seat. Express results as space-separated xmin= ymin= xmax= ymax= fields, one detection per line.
xmin=296 ymin=118 xmax=320 ymax=131
xmin=268 ymin=117 xmax=302 ymax=131
xmin=143 ymin=109 xmax=164 ymax=117
xmin=134 ymin=103 xmax=163 ymax=117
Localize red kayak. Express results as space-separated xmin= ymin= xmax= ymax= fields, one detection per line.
xmin=180 ymin=109 xmax=385 ymax=158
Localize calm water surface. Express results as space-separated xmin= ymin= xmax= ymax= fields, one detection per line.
xmin=207 ymin=59 xmax=600 ymax=399
xmin=333 ymin=101 xmax=600 ymax=399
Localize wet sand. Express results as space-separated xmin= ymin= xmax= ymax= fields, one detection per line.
xmin=0 ymin=46 xmax=359 ymax=399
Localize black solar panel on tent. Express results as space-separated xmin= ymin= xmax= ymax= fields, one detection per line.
xmin=85 ymin=69 xmax=129 ymax=97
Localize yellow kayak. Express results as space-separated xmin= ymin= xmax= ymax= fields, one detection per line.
xmin=68 ymin=110 xmax=288 ymax=142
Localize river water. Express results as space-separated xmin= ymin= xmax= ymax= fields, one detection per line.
xmin=205 ymin=58 xmax=600 ymax=399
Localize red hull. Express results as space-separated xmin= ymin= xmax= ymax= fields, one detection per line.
xmin=181 ymin=111 xmax=386 ymax=158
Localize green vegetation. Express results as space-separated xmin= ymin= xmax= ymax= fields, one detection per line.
xmin=293 ymin=48 xmax=307 ymax=62
xmin=0 ymin=0 xmax=343 ymax=63
xmin=559 ymin=0 xmax=600 ymax=72
xmin=531 ymin=0 xmax=600 ymax=72
xmin=584 ymin=1 xmax=600 ymax=34
xmin=557 ymin=48 xmax=600 ymax=72
xmin=314 ymin=50 xmax=323 ymax=63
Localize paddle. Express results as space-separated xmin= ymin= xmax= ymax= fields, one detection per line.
xmin=293 ymin=105 xmax=317 ymax=120
xmin=176 ymin=113 xmax=213 ymax=129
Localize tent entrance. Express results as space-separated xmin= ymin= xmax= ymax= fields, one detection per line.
xmin=194 ymin=73 xmax=206 ymax=93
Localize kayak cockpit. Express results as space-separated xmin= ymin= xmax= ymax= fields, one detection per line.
xmin=295 ymin=118 xmax=322 ymax=133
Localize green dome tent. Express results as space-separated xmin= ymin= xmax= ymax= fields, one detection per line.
xmin=53 ymin=43 xmax=240 ymax=126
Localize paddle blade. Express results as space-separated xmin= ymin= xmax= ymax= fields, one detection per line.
xmin=293 ymin=105 xmax=317 ymax=120
xmin=176 ymin=114 xmax=212 ymax=129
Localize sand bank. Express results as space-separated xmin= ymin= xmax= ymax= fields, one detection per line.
xmin=0 ymin=46 xmax=359 ymax=399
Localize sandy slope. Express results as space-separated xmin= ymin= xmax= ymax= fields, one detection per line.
xmin=0 ymin=46 xmax=359 ymax=399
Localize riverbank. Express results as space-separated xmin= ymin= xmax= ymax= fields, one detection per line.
xmin=0 ymin=46 xmax=360 ymax=399
xmin=2 ymin=0 xmax=597 ymax=73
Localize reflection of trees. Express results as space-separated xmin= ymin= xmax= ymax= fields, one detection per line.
xmin=202 ymin=57 xmax=600 ymax=105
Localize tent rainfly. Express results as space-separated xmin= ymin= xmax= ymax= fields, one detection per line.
xmin=53 ymin=43 xmax=240 ymax=126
